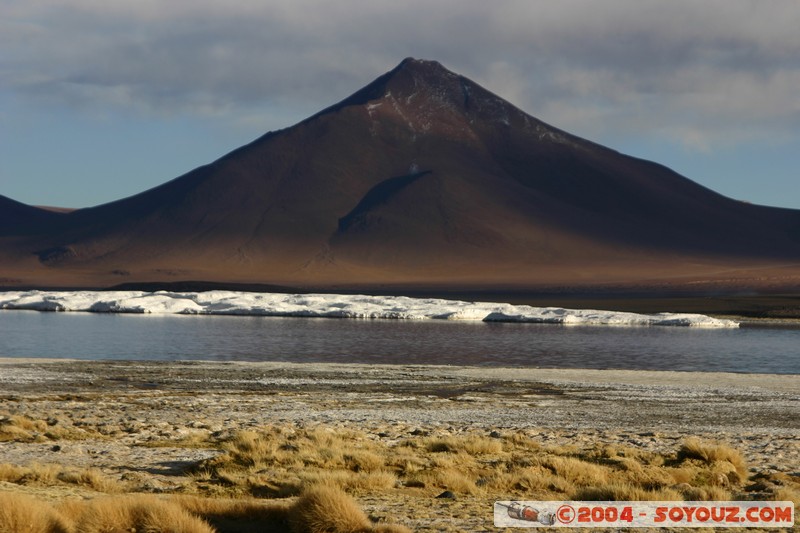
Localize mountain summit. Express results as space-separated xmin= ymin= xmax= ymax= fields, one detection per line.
xmin=2 ymin=58 xmax=800 ymax=290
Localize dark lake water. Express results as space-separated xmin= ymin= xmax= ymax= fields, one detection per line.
xmin=1 ymin=311 xmax=799 ymax=374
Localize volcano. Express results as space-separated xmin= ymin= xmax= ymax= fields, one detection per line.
xmin=2 ymin=58 xmax=800 ymax=291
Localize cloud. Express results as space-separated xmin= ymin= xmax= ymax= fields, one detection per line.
xmin=2 ymin=0 xmax=799 ymax=148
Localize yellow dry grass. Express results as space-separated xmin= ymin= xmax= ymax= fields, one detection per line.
xmin=572 ymin=483 xmax=684 ymax=501
xmin=0 ymin=462 xmax=125 ymax=493
xmin=190 ymin=427 xmax=762 ymax=505
xmin=2 ymin=424 xmax=796 ymax=532
xmin=174 ymin=496 xmax=292 ymax=533
xmin=0 ymin=413 xmax=98 ymax=443
xmin=288 ymin=484 xmax=379 ymax=533
xmin=56 ymin=467 xmax=125 ymax=494
xmin=772 ymin=487 xmax=800 ymax=508
xmin=0 ymin=492 xmax=72 ymax=533
xmin=424 ymin=434 xmax=503 ymax=455
xmin=0 ymin=486 xmax=411 ymax=533
xmin=677 ymin=437 xmax=749 ymax=479
xmin=71 ymin=494 xmax=216 ymax=533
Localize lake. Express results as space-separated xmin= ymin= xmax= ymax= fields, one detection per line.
xmin=1 ymin=311 xmax=798 ymax=373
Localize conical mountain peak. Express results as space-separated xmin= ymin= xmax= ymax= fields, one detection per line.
xmin=384 ymin=57 xmax=463 ymax=98
xmin=3 ymin=59 xmax=800 ymax=290
xmin=321 ymin=57 xmax=463 ymax=115
xmin=393 ymin=57 xmax=455 ymax=79
xmin=320 ymin=57 xmax=535 ymax=142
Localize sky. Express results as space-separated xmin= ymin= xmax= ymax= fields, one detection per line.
xmin=1 ymin=0 xmax=798 ymax=210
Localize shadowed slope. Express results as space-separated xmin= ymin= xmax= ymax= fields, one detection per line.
xmin=0 ymin=195 xmax=67 ymax=237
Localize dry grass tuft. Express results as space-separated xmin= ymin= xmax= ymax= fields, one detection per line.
xmin=0 ymin=462 xmax=124 ymax=493
xmin=7 ymin=462 xmax=61 ymax=485
xmin=540 ymin=456 xmax=610 ymax=487
xmin=679 ymin=485 xmax=732 ymax=501
xmin=0 ymin=487 xmax=411 ymax=533
xmin=425 ymin=435 xmax=503 ymax=455
xmin=175 ymin=496 xmax=292 ymax=533
xmin=72 ymin=494 xmax=215 ymax=533
xmin=289 ymin=485 xmax=373 ymax=533
xmin=176 ymin=487 xmax=412 ymax=533
xmin=492 ymin=465 xmax=572 ymax=495
xmin=344 ymin=451 xmax=385 ymax=473
xmin=197 ymin=426 xmax=400 ymax=498
xmin=0 ymin=413 xmax=97 ymax=443
xmin=58 ymin=467 xmax=125 ymax=493
xmin=573 ymin=483 xmax=683 ymax=501
xmin=0 ymin=414 xmax=47 ymax=442
xmin=0 ymin=492 xmax=72 ymax=533
xmin=772 ymin=487 xmax=800 ymax=508
xmin=0 ymin=462 xmax=26 ymax=483
xmin=429 ymin=468 xmax=478 ymax=495
xmin=677 ymin=437 xmax=748 ymax=479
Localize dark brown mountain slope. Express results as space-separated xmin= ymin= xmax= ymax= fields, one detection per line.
xmin=0 ymin=195 xmax=67 ymax=237
xmin=2 ymin=58 xmax=800 ymax=290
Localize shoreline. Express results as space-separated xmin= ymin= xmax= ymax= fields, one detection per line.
xmin=2 ymin=359 xmax=797 ymax=435
xmin=1 ymin=357 xmax=798 ymax=389
xmin=1 ymin=355 xmax=799 ymax=377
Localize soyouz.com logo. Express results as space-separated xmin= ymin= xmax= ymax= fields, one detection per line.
xmin=494 ymin=501 xmax=795 ymax=528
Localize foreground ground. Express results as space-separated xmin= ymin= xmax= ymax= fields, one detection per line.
xmin=0 ymin=359 xmax=798 ymax=531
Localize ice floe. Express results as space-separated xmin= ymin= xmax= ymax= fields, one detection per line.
xmin=0 ymin=290 xmax=738 ymax=328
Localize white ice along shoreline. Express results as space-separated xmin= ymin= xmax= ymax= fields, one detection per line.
xmin=0 ymin=290 xmax=738 ymax=328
